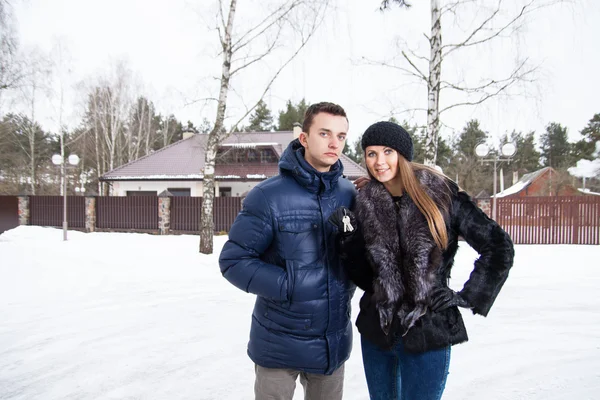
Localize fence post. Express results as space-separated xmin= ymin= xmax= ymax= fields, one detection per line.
xmin=158 ymin=190 xmax=172 ymax=235
xmin=85 ymin=195 xmax=97 ymax=233
xmin=571 ymin=199 xmax=579 ymax=245
xmin=17 ymin=195 xmax=29 ymax=226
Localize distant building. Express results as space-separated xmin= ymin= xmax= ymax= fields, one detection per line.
xmin=495 ymin=167 xmax=579 ymax=198
xmin=100 ymin=128 xmax=366 ymax=197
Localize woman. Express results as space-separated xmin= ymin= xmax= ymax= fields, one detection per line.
xmin=329 ymin=121 xmax=514 ymax=400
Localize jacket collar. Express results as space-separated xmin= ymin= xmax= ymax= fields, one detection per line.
xmin=278 ymin=139 xmax=344 ymax=194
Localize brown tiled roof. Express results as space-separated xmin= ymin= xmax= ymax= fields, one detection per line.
xmin=101 ymin=131 xmax=367 ymax=181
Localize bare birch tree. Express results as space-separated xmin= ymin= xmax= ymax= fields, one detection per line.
xmin=125 ymin=96 xmax=158 ymax=161
xmin=14 ymin=50 xmax=52 ymax=194
xmin=0 ymin=0 xmax=22 ymax=99
xmin=80 ymin=62 xmax=133 ymax=194
xmin=378 ymin=0 xmax=565 ymax=166
xmin=198 ymin=0 xmax=331 ymax=254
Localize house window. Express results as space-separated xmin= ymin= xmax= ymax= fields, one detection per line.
xmin=167 ymin=188 xmax=191 ymax=197
xmin=247 ymin=149 xmax=259 ymax=163
xmin=260 ymin=149 xmax=277 ymax=163
xmin=219 ymin=187 xmax=232 ymax=197
xmin=126 ymin=191 xmax=157 ymax=196
xmin=218 ymin=148 xmax=235 ymax=163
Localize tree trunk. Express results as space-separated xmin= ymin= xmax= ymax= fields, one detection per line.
xmin=425 ymin=0 xmax=441 ymax=167
xmin=199 ymin=0 xmax=236 ymax=255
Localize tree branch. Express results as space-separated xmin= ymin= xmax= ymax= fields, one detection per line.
xmin=442 ymin=0 xmax=533 ymax=58
xmin=439 ymin=60 xmax=537 ymax=114
xmin=380 ymin=0 xmax=412 ymax=11
xmin=401 ymin=50 xmax=428 ymax=81
xmin=227 ymin=1 xmax=329 ymax=133
xmin=360 ymin=56 xmax=427 ymax=82
xmin=231 ymin=0 xmax=297 ymax=52
xmin=229 ymin=26 xmax=282 ymax=76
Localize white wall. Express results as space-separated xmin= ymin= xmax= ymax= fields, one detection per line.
xmin=111 ymin=181 xmax=203 ymax=196
xmin=219 ymin=181 xmax=260 ymax=197
xmin=110 ymin=180 xmax=260 ymax=197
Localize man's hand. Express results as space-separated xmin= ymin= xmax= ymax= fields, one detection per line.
xmin=328 ymin=207 xmax=358 ymax=236
xmin=429 ymin=287 xmax=471 ymax=312
xmin=353 ymin=176 xmax=371 ymax=191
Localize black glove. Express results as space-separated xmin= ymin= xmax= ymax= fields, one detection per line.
xmin=328 ymin=206 xmax=358 ymax=237
xmin=429 ymin=287 xmax=471 ymax=312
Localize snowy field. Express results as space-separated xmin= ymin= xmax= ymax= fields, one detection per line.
xmin=1 ymin=226 xmax=599 ymax=400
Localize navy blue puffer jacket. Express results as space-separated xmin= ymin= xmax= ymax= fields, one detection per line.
xmin=219 ymin=139 xmax=356 ymax=374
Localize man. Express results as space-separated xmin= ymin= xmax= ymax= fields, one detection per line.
xmin=219 ymin=102 xmax=356 ymax=400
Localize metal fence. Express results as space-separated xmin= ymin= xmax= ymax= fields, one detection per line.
xmin=0 ymin=195 xmax=19 ymax=234
xmin=97 ymin=196 xmax=159 ymax=231
xmin=496 ymin=196 xmax=600 ymax=245
xmin=29 ymin=196 xmax=86 ymax=229
xmin=171 ymin=196 xmax=242 ymax=233
xmin=8 ymin=194 xmax=600 ymax=244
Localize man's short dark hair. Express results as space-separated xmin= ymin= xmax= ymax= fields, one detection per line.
xmin=302 ymin=102 xmax=348 ymax=134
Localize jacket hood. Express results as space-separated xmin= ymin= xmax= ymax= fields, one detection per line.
xmin=278 ymin=139 xmax=345 ymax=193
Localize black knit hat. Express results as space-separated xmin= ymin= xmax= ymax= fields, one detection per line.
xmin=361 ymin=121 xmax=414 ymax=162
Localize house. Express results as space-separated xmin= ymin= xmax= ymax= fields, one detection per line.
xmin=495 ymin=167 xmax=580 ymax=198
xmin=100 ymin=127 xmax=366 ymax=197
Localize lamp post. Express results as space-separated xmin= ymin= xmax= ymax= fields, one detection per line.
xmin=475 ymin=142 xmax=517 ymax=221
xmin=52 ymin=153 xmax=80 ymax=241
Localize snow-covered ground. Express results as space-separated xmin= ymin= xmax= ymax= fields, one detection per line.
xmin=1 ymin=226 xmax=599 ymax=400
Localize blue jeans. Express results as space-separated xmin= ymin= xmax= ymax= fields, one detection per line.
xmin=361 ymin=336 xmax=451 ymax=400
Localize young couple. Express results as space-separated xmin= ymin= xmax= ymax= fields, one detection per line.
xmin=219 ymin=102 xmax=514 ymax=400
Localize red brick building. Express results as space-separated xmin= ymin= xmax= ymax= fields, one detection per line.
xmin=496 ymin=167 xmax=579 ymax=198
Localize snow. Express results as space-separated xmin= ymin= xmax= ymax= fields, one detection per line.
xmin=494 ymin=179 xmax=530 ymax=198
xmin=221 ymin=143 xmax=279 ymax=148
xmin=1 ymin=226 xmax=599 ymax=400
xmin=109 ymin=174 xmax=204 ymax=180
xmin=568 ymin=159 xmax=600 ymax=179
xmin=578 ymin=188 xmax=600 ymax=196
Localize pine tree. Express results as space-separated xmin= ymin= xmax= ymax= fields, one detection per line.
xmin=572 ymin=113 xmax=600 ymax=161
xmin=247 ymin=100 xmax=274 ymax=132
xmin=447 ymin=119 xmax=489 ymax=194
xmin=277 ymin=99 xmax=308 ymax=131
xmin=540 ymin=123 xmax=573 ymax=170
xmin=509 ymin=131 xmax=540 ymax=174
xmin=342 ymin=137 xmax=363 ymax=165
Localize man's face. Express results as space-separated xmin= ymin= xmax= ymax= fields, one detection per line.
xmin=299 ymin=112 xmax=348 ymax=172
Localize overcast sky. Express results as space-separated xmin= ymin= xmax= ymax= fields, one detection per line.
xmin=12 ymin=0 xmax=600 ymax=146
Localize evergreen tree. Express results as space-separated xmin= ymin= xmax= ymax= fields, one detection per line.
xmin=411 ymin=124 xmax=451 ymax=171
xmin=277 ymin=99 xmax=308 ymax=131
xmin=0 ymin=113 xmax=54 ymax=194
xmin=342 ymin=137 xmax=363 ymax=165
xmin=572 ymin=113 xmax=600 ymax=161
xmin=540 ymin=122 xmax=573 ymax=169
xmin=246 ymin=100 xmax=274 ymax=132
xmin=447 ymin=119 xmax=490 ymax=194
xmin=509 ymin=131 xmax=540 ymax=174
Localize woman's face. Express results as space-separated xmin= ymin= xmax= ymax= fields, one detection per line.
xmin=365 ymin=145 xmax=399 ymax=183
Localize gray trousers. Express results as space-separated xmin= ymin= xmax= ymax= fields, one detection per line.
xmin=254 ymin=364 xmax=344 ymax=400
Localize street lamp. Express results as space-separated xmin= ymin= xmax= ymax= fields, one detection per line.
xmin=52 ymin=153 xmax=80 ymax=241
xmin=475 ymin=142 xmax=517 ymax=221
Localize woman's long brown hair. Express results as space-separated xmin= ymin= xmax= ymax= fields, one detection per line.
xmin=396 ymin=156 xmax=449 ymax=250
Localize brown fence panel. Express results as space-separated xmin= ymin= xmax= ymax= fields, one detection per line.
xmin=0 ymin=195 xmax=19 ymax=234
xmin=29 ymin=196 xmax=86 ymax=229
xmin=96 ymin=196 xmax=158 ymax=230
xmin=497 ymin=196 xmax=600 ymax=245
xmin=170 ymin=196 xmax=202 ymax=232
xmin=171 ymin=196 xmax=242 ymax=233
xmin=214 ymin=197 xmax=243 ymax=232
